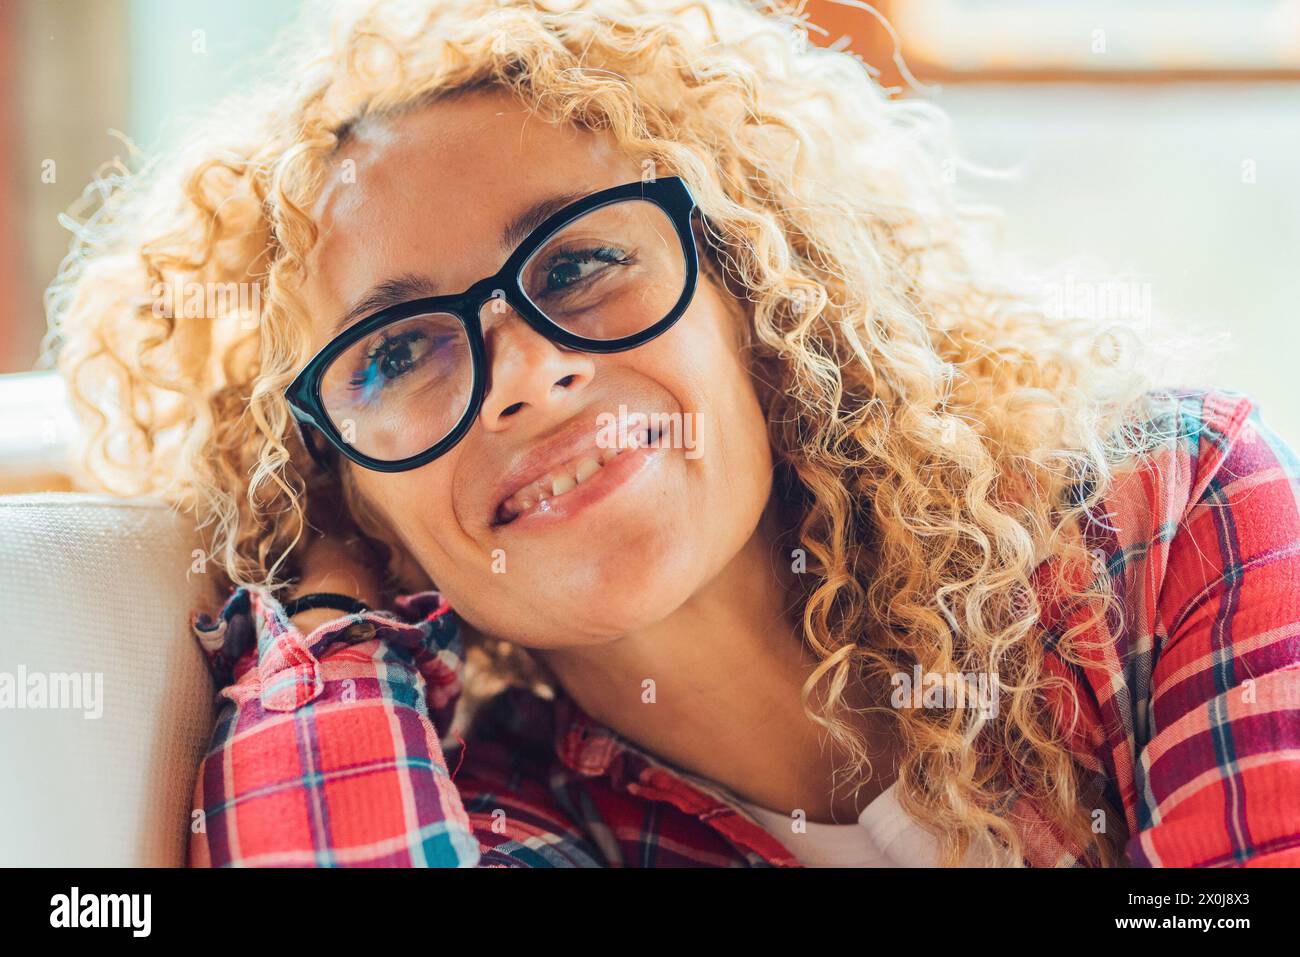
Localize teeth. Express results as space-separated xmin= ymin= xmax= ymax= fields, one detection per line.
xmin=497 ymin=441 xmax=636 ymax=525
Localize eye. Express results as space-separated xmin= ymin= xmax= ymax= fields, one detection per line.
xmin=347 ymin=329 xmax=438 ymax=402
xmin=537 ymin=246 xmax=632 ymax=297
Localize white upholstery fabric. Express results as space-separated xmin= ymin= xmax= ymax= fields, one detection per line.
xmin=0 ymin=492 xmax=218 ymax=866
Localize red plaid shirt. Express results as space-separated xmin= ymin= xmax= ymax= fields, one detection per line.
xmin=188 ymin=388 xmax=1300 ymax=867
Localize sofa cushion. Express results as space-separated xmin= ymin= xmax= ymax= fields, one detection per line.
xmin=0 ymin=492 xmax=218 ymax=865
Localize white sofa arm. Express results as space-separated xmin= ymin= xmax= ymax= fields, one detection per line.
xmin=0 ymin=493 xmax=219 ymax=866
xmin=0 ymin=371 xmax=80 ymax=495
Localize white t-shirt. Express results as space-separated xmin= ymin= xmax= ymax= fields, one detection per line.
xmin=736 ymin=782 xmax=987 ymax=867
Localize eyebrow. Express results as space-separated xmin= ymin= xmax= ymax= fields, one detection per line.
xmin=328 ymin=187 xmax=592 ymax=337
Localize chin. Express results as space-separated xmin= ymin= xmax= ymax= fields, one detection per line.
xmin=505 ymin=507 xmax=688 ymax=579
xmin=502 ymin=549 xmax=704 ymax=644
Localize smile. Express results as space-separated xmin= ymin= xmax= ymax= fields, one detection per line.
xmin=492 ymin=423 xmax=663 ymax=528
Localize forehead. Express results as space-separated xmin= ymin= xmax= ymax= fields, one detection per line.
xmin=303 ymin=88 xmax=643 ymax=326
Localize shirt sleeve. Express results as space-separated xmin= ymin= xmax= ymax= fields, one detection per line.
xmin=186 ymin=585 xmax=592 ymax=867
xmin=1126 ymin=391 xmax=1300 ymax=866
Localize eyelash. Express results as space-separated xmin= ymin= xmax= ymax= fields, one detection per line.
xmin=534 ymin=246 xmax=632 ymax=297
xmin=348 ymin=329 xmax=433 ymax=398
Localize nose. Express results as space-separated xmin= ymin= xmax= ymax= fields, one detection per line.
xmin=476 ymin=298 xmax=595 ymax=433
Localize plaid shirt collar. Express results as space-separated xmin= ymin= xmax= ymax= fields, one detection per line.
xmin=546 ymin=688 xmax=801 ymax=865
xmin=551 ymin=691 xmax=622 ymax=776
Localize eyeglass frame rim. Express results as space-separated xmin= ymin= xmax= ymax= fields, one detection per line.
xmin=285 ymin=173 xmax=703 ymax=474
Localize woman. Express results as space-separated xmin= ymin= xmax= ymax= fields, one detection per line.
xmin=47 ymin=0 xmax=1300 ymax=867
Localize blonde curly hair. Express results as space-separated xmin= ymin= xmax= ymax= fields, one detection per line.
xmin=44 ymin=0 xmax=1175 ymax=866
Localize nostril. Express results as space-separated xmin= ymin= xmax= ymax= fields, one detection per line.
xmin=554 ymin=374 xmax=577 ymax=389
xmin=501 ymin=401 xmax=525 ymax=418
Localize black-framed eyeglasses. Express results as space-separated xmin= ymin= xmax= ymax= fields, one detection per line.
xmin=285 ymin=175 xmax=702 ymax=473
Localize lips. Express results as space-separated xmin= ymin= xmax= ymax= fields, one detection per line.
xmin=490 ymin=417 xmax=660 ymax=527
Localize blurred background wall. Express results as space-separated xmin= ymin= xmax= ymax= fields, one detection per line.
xmin=1 ymin=0 xmax=1297 ymax=442
xmin=1 ymin=0 xmax=297 ymax=371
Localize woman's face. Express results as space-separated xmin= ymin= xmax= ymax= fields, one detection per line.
xmin=300 ymin=89 xmax=773 ymax=647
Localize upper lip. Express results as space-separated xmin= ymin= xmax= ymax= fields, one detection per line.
xmin=488 ymin=411 xmax=650 ymax=526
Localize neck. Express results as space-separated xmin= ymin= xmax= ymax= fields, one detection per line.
xmin=533 ymin=498 xmax=889 ymax=824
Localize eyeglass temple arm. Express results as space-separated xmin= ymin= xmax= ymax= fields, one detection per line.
xmin=290 ymin=411 xmax=337 ymax=475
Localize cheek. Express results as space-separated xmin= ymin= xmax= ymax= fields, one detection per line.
xmin=350 ymin=465 xmax=465 ymax=572
xmin=643 ymin=292 xmax=773 ymax=537
xmin=639 ymin=287 xmax=746 ymax=408
xmin=662 ymin=291 xmax=768 ymax=473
